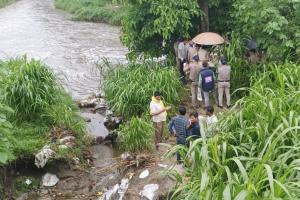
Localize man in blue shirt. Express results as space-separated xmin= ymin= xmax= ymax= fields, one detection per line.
xmin=168 ymin=106 xmax=189 ymax=162
xmin=187 ymin=111 xmax=201 ymax=139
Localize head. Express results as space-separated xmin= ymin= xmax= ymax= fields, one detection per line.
xmin=178 ymin=106 xmax=186 ymax=116
xmin=192 ymin=55 xmax=199 ymax=62
xmin=220 ymin=57 xmax=227 ymax=65
xmin=154 ymin=91 xmax=162 ymax=100
xmin=202 ymin=61 xmax=209 ymax=68
xmin=189 ymin=111 xmax=199 ymax=123
xmin=206 ymin=106 xmax=214 ymax=116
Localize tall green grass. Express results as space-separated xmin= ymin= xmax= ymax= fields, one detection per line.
xmin=0 ymin=0 xmax=15 ymax=8
xmin=0 ymin=57 xmax=86 ymax=165
xmin=102 ymin=61 xmax=182 ymax=118
xmin=119 ymin=117 xmax=154 ymax=152
xmin=167 ymin=63 xmax=300 ymax=199
xmin=55 ymin=0 xmax=127 ymax=25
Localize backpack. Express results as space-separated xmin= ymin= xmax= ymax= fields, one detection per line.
xmin=200 ymin=68 xmax=214 ymax=92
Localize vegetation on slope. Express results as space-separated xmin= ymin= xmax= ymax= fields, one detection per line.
xmin=0 ymin=57 xmax=86 ymax=165
xmin=167 ymin=63 xmax=300 ymax=199
xmin=55 ymin=0 xmax=127 ymax=25
xmin=0 ymin=0 xmax=15 ymax=8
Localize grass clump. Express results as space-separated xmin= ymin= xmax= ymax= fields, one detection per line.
xmin=168 ymin=63 xmax=300 ymax=199
xmin=102 ymin=61 xmax=182 ymax=118
xmin=0 ymin=57 xmax=86 ymax=164
xmin=119 ymin=117 xmax=154 ymax=152
xmin=0 ymin=0 xmax=15 ymax=8
xmin=55 ymin=0 xmax=127 ymax=25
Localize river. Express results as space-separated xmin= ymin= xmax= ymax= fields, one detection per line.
xmin=0 ymin=0 xmax=127 ymax=100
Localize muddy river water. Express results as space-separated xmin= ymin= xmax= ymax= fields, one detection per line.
xmin=0 ymin=0 xmax=127 ymax=100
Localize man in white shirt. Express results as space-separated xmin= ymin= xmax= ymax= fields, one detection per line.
xmin=199 ymin=106 xmax=218 ymax=138
xmin=150 ymin=91 xmax=171 ymax=149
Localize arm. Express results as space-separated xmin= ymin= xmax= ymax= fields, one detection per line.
xmin=168 ymin=118 xmax=176 ymax=135
xmin=150 ymin=102 xmax=167 ymax=116
xmin=150 ymin=107 xmax=166 ymax=116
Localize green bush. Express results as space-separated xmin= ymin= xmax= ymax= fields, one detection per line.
xmin=2 ymin=57 xmax=60 ymax=121
xmin=102 ymin=61 xmax=182 ymax=118
xmin=119 ymin=117 xmax=154 ymax=152
xmin=0 ymin=57 xmax=86 ymax=164
xmin=0 ymin=0 xmax=14 ymax=8
xmin=168 ymin=63 xmax=300 ymax=199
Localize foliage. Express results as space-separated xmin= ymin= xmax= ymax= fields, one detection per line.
xmin=101 ymin=61 xmax=182 ymax=118
xmin=232 ymin=0 xmax=300 ymax=61
xmin=0 ymin=0 xmax=14 ymax=8
xmin=0 ymin=57 xmax=86 ymax=165
xmin=0 ymin=104 xmax=14 ymax=164
xmin=2 ymin=57 xmax=60 ymax=121
xmin=119 ymin=116 xmax=154 ymax=152
xmin=167 ymin=63 xmax=300 ymax=199
xmin=121 ymin=0 xmax=201 ymax=58
xmin=55 ymin=0 xmax=127 ymax=25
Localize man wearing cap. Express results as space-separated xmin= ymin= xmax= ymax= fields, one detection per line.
xmin=184 ymin=55 xmax=203 ymax=108
xmin=217 ymin=58 xmax=231 ymax=108
xmin=199 ymin=61 xmax=216 ymax=107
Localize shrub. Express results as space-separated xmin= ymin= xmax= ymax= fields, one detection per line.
xmin=167 ymin=63 xmax=300 ymax=199
xmin=2 ymin=57 xmax=60 ymax=121
xmin=119 ymin=117 xmax=154 ymax=152
xmin=102 ymin=61 xmax=182 ymax=118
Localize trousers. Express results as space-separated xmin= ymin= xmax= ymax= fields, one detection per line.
xmin=153 ymin=121 xmax=164 ymax=146
xmin=218 ymin=82 xmax=230 ymax=107
xmin=191 ymin=82 xmax=199 ymax=107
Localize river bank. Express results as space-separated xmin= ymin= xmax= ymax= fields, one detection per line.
xmin=0 ymin=0 xmax=15 ymax=8
xmin=54 ymin=0 xmax=127 ymax=26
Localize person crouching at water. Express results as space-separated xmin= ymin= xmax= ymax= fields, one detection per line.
xmin=168 ymin=106 xmax=189 ymax=162
xmin=150 ymin=91 xmax=171 ymax=150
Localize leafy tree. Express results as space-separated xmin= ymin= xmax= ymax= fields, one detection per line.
xmin=121 ymin=0 xmax=201 ymax=58
xmin=232 ymin=0 xmax=300 ymax=61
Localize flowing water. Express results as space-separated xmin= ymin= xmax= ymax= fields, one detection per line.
xmin=0 ymin=0 xmax=127 ymax=100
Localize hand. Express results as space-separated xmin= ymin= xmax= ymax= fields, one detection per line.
xmin=165 ymin=106 xmax=171 ymax=111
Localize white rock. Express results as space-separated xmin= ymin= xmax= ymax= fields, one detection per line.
xmin=139 ymin=169 xmax=150 ymax=179
xmin=35 ymin=145 xmax=55 ymax=168
xmin=42 ymin=173 xmax=59 ymax=187
xmin=139 ymin=184 xmax=159 ymax=200
xmin=58 ymin=136 xmax=75 ymax=144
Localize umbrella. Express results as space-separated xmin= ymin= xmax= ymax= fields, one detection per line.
xmin=192 ymin=32 xmax=224 ymax=45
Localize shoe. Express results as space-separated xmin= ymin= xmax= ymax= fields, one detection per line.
xmin=227 ymin=105 xmax=231 ymax=109
xmin=217 ymin=105 xmax=223 ymax=109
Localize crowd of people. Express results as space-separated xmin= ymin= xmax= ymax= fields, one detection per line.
xmin=150 ymin=91 xmax=218 ymax=162
xmin=149 ymin=39 xmax=232 ymax=162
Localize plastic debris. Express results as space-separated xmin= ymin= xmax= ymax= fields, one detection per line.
xmin=139 ymin=169 xmax=149 ymax=179
xmin=25 ymin=178 xmax=32 ymax=185
xmin=158 ymin=164 xmax=168 ymax=169
xmin=127 ymin=172 xmax=134 ymax=180
xmin=139 ymin=184 xmax=159 ymax=200
xmin=118 ymin=178 xmax=129 ymax=200
xmin=35 ymin=145 xmax=55 ymax=168
xmin=42 ymin=173 xmax=59 ymax=187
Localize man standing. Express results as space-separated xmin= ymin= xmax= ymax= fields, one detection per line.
xmin=168 ymin=106 xmax=189 ymax=162
xmin=217 ymin=57 xmax=231 ymax=108
xmin=150 ymin=91 xmax=171 ymax=150
xmin=184 ymin=55 xmax=203 ymax=108
xmin=178 ymin=39 xmax=188 ymax=83
xmin=187 ymin=41 xmax=197 ymax=63
xmin=199 ymin=61 xmax=216 ymax=108
xmin=187 ymin=111 xmax=201 ymax=139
